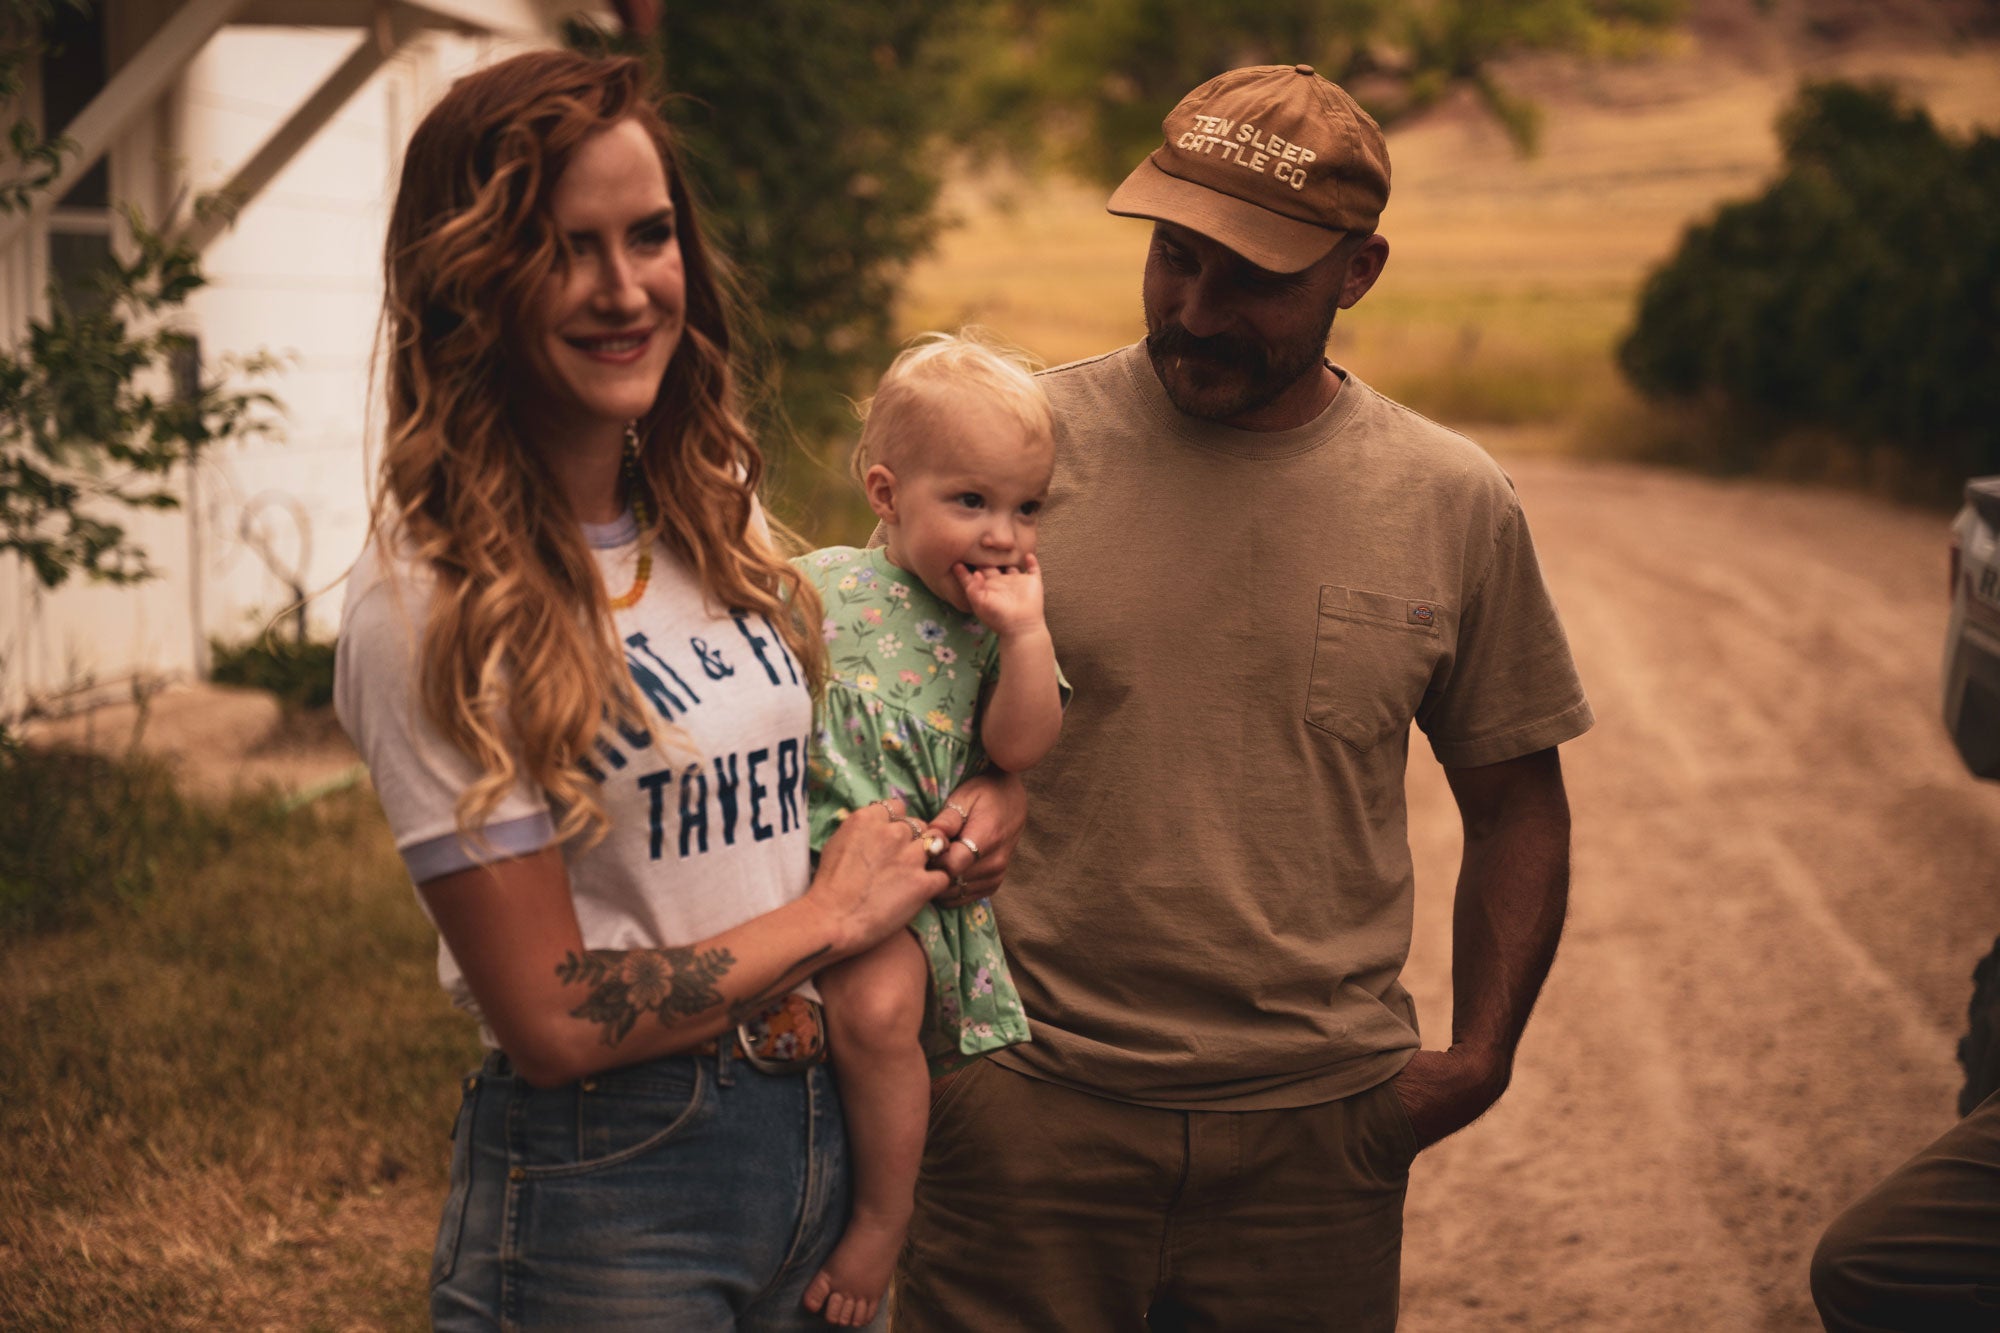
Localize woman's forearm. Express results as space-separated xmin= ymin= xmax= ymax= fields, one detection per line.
xmin=424 ymin=806 xmax=943 ymax=1087
xmin=425 ymin=853 xmax=850 ymax=1086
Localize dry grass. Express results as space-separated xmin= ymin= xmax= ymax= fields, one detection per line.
xmin=0 ymin=780 xmax=475 ymax=1329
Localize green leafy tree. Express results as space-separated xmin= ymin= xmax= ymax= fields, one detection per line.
xmin=1618 ymin=81 xmax=2000 ymax=481
xmin=1 ymin=2 xmax=279 ymax=590
xmin=945 ymin=0 xmax=1682 ymax=183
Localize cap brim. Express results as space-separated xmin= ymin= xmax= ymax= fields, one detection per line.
xmin=1106 ymin=156 xmax=1340 ymax=274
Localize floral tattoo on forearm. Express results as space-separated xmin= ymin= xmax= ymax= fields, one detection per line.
xmin=557 ymin=946 xmax=736 ymax=1047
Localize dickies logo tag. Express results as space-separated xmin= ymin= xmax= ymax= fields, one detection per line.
xmin=1407 ymin=601 xmax=1436 ymax=626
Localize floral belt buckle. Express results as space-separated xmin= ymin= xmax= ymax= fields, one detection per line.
xmin=735 ymin=993 xmax=827 ymax=1075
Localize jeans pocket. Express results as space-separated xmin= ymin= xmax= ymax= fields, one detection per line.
xmin=516 ymin=1057 xmax=709 ymax=1179
xmin=430 ymin=1074 xmax=480 ymax=1289
xmin=1305 ymin=586 xmax=1444 ymax=752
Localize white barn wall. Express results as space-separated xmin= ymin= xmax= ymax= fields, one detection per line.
xmin=184 ymin=28 xmax=530 ymax=649
xmin=1 ymin=2 xmax=187 ymax=716
xmin=183 ymin=25 xmax=412 ymax=653
xmin=3 ymin=58 xmax=51 ymax=720
xmin=3 ymin=22 xmax=551 ymax=717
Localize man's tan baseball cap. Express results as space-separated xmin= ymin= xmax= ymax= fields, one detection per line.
xmin=1107 ymin=63 xmax=1391 ymax=274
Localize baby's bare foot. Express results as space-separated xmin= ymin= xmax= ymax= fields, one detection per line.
xmin=802 ymin=1212 xmax=905 ymax=1326
xmin=801 ymin=1273 xmax=878 ymax=1328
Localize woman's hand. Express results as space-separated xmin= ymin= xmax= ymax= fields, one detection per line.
xmin=925 ymin=771 xmax=1028 ymax=907
xmin=809 ymin=796 xmax=952 ymax=952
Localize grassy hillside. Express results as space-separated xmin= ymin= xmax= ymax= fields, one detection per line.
xmin=889 ymin=41 xmax=2000 ymax=484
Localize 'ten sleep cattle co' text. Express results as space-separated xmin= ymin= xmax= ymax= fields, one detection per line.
xmin=1176 ymin=116 xmax=1320 ymax=189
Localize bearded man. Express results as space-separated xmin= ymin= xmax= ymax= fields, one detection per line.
xmin=893 ymin=64 xmax=1595 ymax=1332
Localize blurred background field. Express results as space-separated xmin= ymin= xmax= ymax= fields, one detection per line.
xmin=771 ymin=34 xmax=2000 ymax=540
xmin=6 ymin=1 xmax=2000 ymax=1326
xmin=895 ymin=43 xmax=2000 ymax=465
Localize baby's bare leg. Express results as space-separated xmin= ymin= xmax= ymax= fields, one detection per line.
xmin=804 ymin=928 xmax=931 ymax=1327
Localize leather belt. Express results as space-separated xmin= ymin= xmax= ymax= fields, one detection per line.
xmin=697 ymin=992 xmax=827 ymax=1074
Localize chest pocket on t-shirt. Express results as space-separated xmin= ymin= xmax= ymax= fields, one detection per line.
xmin=1306 ymin=586 xmax=1446 ymax=752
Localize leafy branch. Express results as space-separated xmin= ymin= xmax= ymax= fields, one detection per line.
xmin=941 ymin=0 xmax=1683 ymax=181
xmin=0 ymin=3 xmax=283 ymax=591
xmin=0 ymin=1 xmax=81 ymax=214
xmin=0 ymin=209 xmax=281 ymax=588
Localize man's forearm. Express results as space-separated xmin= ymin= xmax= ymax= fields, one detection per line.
xmin=1449 ymin=793 xmax=1571 ymax=1079
xmin=1393 ymin=748 xmax=1572 ymax=1148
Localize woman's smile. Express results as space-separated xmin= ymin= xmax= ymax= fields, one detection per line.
xmin=563 ymin=327 xmax=656 ymax=361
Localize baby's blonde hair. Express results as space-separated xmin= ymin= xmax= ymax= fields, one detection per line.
xmin=851 ymin=329 xmax=1054 ymax=485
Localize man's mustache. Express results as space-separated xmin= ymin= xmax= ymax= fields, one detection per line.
xmin=1145 ymin=324 xmax=1267 ymax=374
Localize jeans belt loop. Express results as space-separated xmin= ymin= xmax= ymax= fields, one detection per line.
xmin=715 ymin=1035 xmax=736 ymax=1087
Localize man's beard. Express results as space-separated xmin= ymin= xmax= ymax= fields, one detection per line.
xmin=1143 ymin=311 xmax=1335 ymax=425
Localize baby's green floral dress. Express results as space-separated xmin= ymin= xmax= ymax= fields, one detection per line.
xmin=794 ymin=545 xmax=1058 ymax=1074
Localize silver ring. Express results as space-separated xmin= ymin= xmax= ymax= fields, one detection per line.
xmin=954 ymin=834 xmax=981 ymax=858
xmin=944 ymin=800 xmax=971 ymax=822
xmin=951 ymin=875 xmax=968 ymax=891
xmin=904 ymin=816 xmax=927 ymax=841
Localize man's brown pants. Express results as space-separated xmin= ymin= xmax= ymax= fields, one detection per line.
xmin=1811 ymin=1089 xmax=2000 ymax=1331
xmin=891 ymin=1059 xmax=1416 ymax=1331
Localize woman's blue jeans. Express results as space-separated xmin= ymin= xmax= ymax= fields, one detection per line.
xmin=431 ymin=1045 xmax=881 ymax=1331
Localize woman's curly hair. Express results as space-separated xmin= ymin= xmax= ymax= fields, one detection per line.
xmin=376 ymin=49 xmax=825 ymax=847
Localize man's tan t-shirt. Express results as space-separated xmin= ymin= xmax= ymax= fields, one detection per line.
xmin=989 ymin=344 xmax=1593 ymax=1110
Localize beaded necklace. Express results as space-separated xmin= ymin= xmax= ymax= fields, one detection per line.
xmin=608 ymin=422 xmax=652 ymax=611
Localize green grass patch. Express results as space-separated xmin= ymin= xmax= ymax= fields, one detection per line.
xmin=1338 ymin=289 xmax=1631 ymax=429
xmin=0 ymin=760 xmax=477 ymax=1327
xmin=209 ymin=633 xmax=338 ymax=712
xmin=1572 ymin=384 xmax=1968 ymax=506
xmin=0 ymin=744 xmax=230 ymax=934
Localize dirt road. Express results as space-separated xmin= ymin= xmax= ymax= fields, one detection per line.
xmin=1396 ymin=451 xmax=2000 ymax=1330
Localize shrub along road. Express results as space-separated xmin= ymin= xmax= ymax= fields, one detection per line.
xmin=1397 ymin=453 xmax=1999 ymax=1330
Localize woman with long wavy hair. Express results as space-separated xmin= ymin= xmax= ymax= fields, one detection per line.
xmin=334 ymin=49 xmax=1016 ymax=1328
